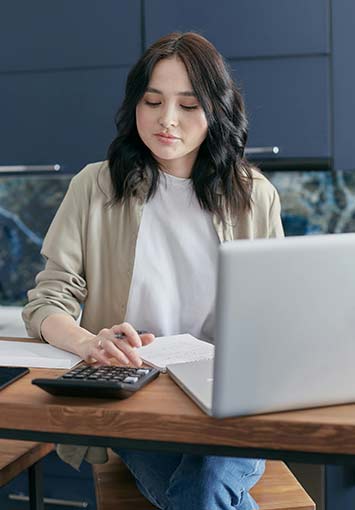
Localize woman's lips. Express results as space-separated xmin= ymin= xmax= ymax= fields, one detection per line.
xmin=155 ymin=134 xmax=180 ymax=144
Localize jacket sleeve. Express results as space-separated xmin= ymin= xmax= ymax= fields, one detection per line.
xmin=268 ymin=188 xmax=284 ymax=238
xmin=22 ymin=175 xmax=88 ymax=339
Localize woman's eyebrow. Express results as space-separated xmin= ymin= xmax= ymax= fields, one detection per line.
xmin=146 ymin=87 xmax=196 ymax=97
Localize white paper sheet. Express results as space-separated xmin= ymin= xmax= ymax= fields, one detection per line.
xmin=137 ymin=334 xmax=214 ymax=372
xmin=0 ymin=340 xmax=82 ymax=369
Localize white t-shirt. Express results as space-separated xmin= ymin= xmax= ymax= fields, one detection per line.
xmin=124 ymin=171 xmax=219 ymax=342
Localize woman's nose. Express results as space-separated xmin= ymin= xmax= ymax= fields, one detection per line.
xmin=158 ymin=105 xmax=178 ymax=128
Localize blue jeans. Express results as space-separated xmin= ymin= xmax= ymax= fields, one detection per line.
xmin=112 ymin=448 xmax=265 ymax=510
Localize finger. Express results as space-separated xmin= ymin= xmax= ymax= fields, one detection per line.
xmin=140 ymin=333 xmax=155 ymax=346
xmin=111 ymin=339 xmax=143 ymax=367
xmin=111 ymin=322 xmax=143 ymax=348
xmin=96 ymin=329 xmax=130 ymax=359
xmin=112 ymin=329 xmax=155 ymax=347
xmin=96 ymin=337 xmax=131 ymax=365
xmin=106 ymin=342 xmax=140 ymax=366
xmin=95 ymin=327 xmax=141 ymax=365
xmin=89 ymin=346 xmax=113 ymax=366
xmin=91 ymin=330 xmax=118 ymax=364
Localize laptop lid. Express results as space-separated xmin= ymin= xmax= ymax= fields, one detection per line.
xmin=212 ymin=233 xmax=355 ymax=417
xmin=167 ymin=359 xmax=214 ymax=415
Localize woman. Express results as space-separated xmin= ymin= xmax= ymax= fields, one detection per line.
xmin=23 ymin=32 xmax=283 ymax=509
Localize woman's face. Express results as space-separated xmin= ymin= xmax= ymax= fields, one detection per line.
xmin=136 ymin=57 xmax=208 ymax=178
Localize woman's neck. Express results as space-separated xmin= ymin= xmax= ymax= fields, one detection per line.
xmin=155 ymin=152 xmax=197 ymax=179
xmin=160 ymin=167 xmax=191 ymax=179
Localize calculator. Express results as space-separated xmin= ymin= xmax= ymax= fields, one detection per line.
xmin=32 ymin=364 xmax=160 ymax=399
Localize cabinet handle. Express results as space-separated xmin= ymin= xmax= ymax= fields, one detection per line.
xmin=245 ymin=146 xmax=280 ymax=155
xmin=8 ymin=493 xmax=88 ymax=508
xmin=0 ymin=164 xmax=61 ymax=173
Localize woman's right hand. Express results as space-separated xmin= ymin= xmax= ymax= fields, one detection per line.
xmin=81 ymin=322 xmax=155 ymax=367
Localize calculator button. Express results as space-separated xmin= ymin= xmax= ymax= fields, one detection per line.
xmin=137 ymin=369 xmax=150 ymax=375
xmin=123 ymin=376 xmax=139 ymax=384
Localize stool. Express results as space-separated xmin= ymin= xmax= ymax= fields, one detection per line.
xmin=93 ymin=450 xmax=315 ymax=510
xmin=0 ymin=439 xmax=54 ymax=510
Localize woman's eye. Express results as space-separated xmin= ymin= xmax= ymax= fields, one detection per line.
xmin=144 ymin=100 xmax=198 ymax=110
xmin=144 ymin=100 xmax=160 ymax=107
xmin=181 ymin=105 xmax=198 ymax=110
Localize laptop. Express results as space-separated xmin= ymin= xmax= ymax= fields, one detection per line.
xmin=167 ymin=233 xmax=355 ymax=417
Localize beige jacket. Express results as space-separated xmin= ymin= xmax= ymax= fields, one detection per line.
xmin=22 ymin=160 xmax=284 ymax=468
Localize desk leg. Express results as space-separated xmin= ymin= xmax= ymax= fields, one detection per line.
xmin=28 ymin=461 xmax=44 ymax=510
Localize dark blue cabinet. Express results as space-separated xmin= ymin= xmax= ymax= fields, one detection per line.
xmin=233 ymin=57 xmax=331 ymax=159
xmin=332 ymin=0 xmax=355 ymax=171
xmin=0 ymin=67 xmax=128 ymax=172
xmin=0 ymin=452 xmax=96 ymax=510
xmin=145 ymin=0 xmax=330 ymax=58
xmin=0 ymin=0 xmax=139 ymax=172
xmin=325 ymin=465 xmax=355 ymax=509
xmin=1 ymin=0 xmax=354 ymax=173
xmin=0 ymin=0 xmax=141 ymax=71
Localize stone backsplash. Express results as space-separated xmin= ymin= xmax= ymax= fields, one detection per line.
xmin=1 ymin=169 xmax=355 ymax=305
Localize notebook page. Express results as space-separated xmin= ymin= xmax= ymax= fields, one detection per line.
xmin=0 ymin=340 xmax=82 ymax=369
xmin=137 ymin=334 xmax=214 ymax=372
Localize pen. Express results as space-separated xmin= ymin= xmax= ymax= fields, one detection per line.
xmin=114 ymin=330 xmax=149 ymax=340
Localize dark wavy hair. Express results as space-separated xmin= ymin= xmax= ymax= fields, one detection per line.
xmin=107 ymin=32 xmax=254 ymax=221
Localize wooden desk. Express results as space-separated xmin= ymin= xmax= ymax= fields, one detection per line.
xmin=3 ymin=337 xmax=355 ymax=509
xmin=1 ymin=348 xmax=355 ymax=465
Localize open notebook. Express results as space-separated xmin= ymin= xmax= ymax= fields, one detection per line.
xmin=136 ymin=334 xmax=214 ymax=373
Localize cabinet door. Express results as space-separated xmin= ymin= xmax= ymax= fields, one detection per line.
xmin=0 ymin=67 xmax=129 ymax=172
xmin=0 ymin=0 xmax=141 ymax=71
xmin=145 ymin=0 xmax=329 ymax=58
xmin=332 ymin=0 xmax=355 ymax=171
xmin=233 ymin=56 xmax=331 ymax=159
xmin=0 ymin=452 xmax=97 ymax=510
